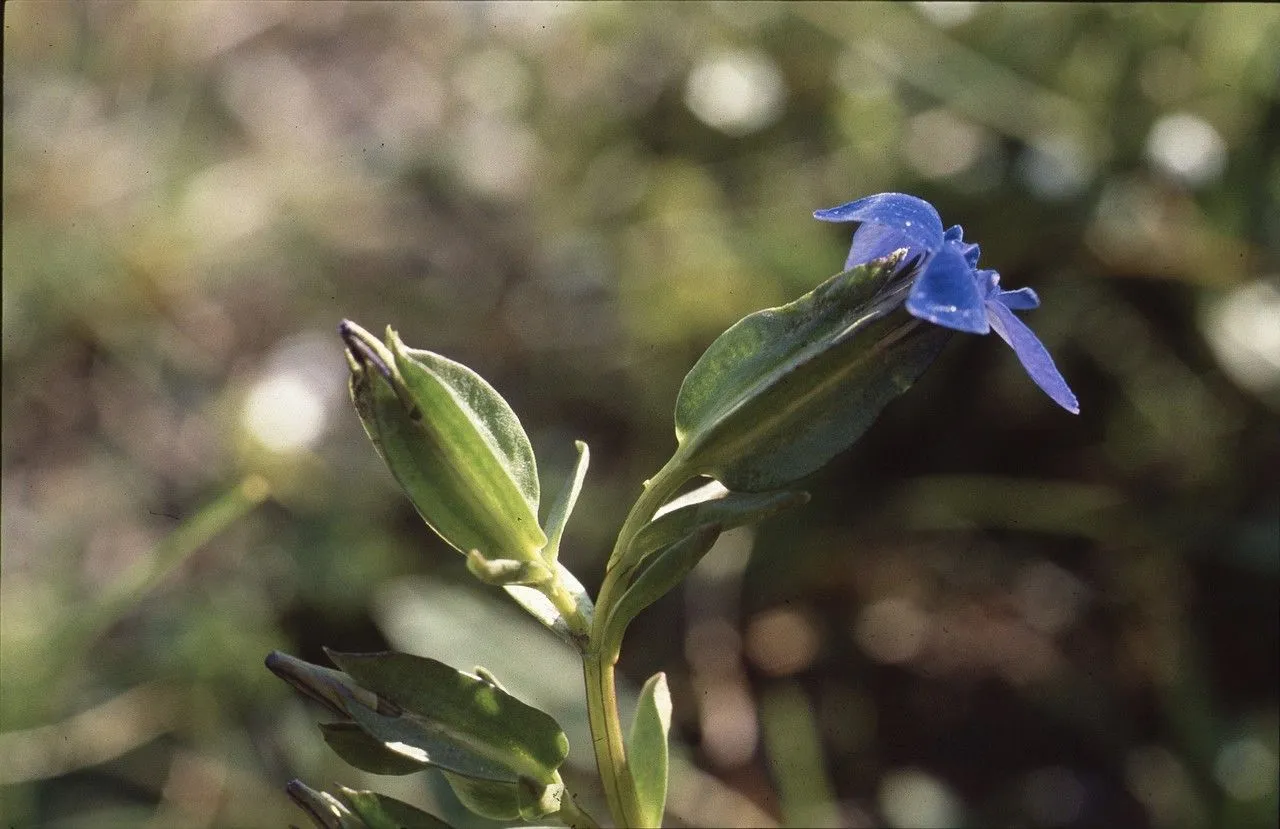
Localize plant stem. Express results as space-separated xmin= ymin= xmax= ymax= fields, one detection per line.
xmin=583 ymin=652 xmax=634 ymax=826
xmin=546 ymin=571 xmax=592 ymax=638
xmin=583 ymin=458 xmax=689 ymax=828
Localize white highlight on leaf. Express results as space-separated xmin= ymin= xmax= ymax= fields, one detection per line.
xmin=244 ymin=331 xmax=347 ymax=453
xmin=385 ymin=741 xmax=431 ymax=764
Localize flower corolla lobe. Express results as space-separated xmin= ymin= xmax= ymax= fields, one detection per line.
xmin=815 ymin=193 xmax=1079 ymax=413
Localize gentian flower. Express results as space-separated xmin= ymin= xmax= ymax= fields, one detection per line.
xmin=815 ymin=192 xmax=1079 ymax=413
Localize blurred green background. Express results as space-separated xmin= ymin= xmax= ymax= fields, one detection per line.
xmin=3 ymin=2 xmax=1278 ymax=827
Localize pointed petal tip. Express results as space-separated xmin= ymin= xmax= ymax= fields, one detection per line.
xmin=813 ymin=205 xmax=849 ymax=221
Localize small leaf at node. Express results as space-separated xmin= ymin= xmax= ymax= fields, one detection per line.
xmin=628 ymin=672 xmax=673 ymax=828
xmin=540 ymin=440 xmax=590 ymax=566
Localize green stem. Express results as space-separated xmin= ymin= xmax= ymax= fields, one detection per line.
xmin=546 ymin=571 xmax=591 ymax=639
xmin=583 ymin=458 xmax=689 ymax=828
xmin=583 ymin=653 xmax=633 ymax=826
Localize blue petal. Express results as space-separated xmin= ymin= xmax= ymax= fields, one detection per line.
xmin=814 ymin=193 xmax=945 ymax=255
xmin=843 ymin=222 xmax=918 ymax=269
xmin=905 ymin=244 xmax=989 ymax=334
xmin=944 ymin=226 xmax=981 ymax=267
xmin=996 ymin=287 xmax=1040 ymax=310
xmin=985 ymin=300 xmax=1079 ymax=413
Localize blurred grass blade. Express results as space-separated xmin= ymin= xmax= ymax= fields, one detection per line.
xmin=627 ymin=672 xmax=672 ymax=828
xmin=68 ymin=475 xmax=270 ymax=656
xmin=759 ymin=684 xmax=841 ymax=828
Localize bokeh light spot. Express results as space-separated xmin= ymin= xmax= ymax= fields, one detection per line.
xmin=879 ymin=768 xmax=963 ymax=828
xmin=1214 ymin=737 xmax=1278 ymax=801
xmin=1017 ymin=135 xmax=1094 ymax=200
xmin=684 ymin=51 xmax=786 ymax=136
xmin=1203 ymin=279 xmax=1280 ymax=395
xmin=904 ymin=108 xmax=988 ymax=180
xmin=854 ymin=597 xmax=930 ymax=665
xmin=1145 ymin=112 xmax=1227 ymax=186
xmin=244 ymin=373 xmax=327 ymax=452
xmin=746 ymin=607 xmax=821 ymax=676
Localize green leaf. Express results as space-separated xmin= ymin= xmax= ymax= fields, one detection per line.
xmin=620 ymin=486 xmax=810 ymax=570
xmin=628 ymin=672 xmax=672 ymax=829
xmin=341 ymin=698 xmax=516 ymax=783
xmin=271 ymin=650 xmax=513 ymax=782
xmin=327 ymin=650 xmax=570 ymax=785
xmin=286 ymin=780 xmax=366 ymax=829
xmin=673 ymin=256 xmax=951 ymax=492
xmin=320 ymin=722 xmax=429 ymax=776
xmin=342 ymin=321 xmax=547 ymax=563
xmin=600 ymin=525 xmax=721 ymax=659
xmin=540 ymin=440 xmax=590 ymax=566
xmin=337 ymin=787 xmax=456 ymax=829
xmin=442 ymin=771 xmax=564 ymax=822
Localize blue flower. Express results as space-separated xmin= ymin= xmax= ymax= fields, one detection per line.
xmin=815 ymin=193 xmax=1079 ymax=414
